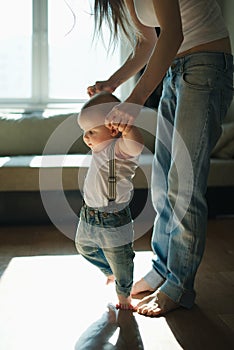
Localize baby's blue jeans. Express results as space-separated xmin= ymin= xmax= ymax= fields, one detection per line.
xmin=146 ymin=52 xmax=234 ymax=308
xmin=75 ymin=203 xmax=135 ymax=298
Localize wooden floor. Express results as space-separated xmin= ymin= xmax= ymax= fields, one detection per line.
xmin=0 ymin=219 xmax=233 ymax=350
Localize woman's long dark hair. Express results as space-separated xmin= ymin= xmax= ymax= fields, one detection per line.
xmin=93 ymin=0 xmax=141 ymax=48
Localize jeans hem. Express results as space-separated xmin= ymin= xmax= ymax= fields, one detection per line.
xmin=143 ymin=268 xmax=165 ymax=290
xmin=159 ymin=280 xmax=195 ymax=309
xmin=116 ymin=286 xmax=132 ymax=298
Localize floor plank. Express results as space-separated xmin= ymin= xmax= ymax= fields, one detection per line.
xmin=0 ymin=219 xmax=233 ymax=349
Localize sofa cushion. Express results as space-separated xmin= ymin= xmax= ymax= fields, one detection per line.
xmin=216 ymin=139 xmax=234 ymax=159
xmin=1 ymin=154 xmax=234 ymax=192
xmin=211 ymin=122 xmax=234 ymax=159
xmin=0 ymin=109 xmax=233 ymax=158
xmin=0 ymin=108 xmax=158 ymax=156
xmin=0 ymin=154 xmax=151 ymax=191
xmin=0 ymin=114 xmax=89 ymax=156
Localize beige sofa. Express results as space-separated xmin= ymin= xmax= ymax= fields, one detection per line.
xmin=0 ymin=108 xmax=234 ymax=227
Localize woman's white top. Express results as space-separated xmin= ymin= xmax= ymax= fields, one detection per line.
xmin=134 ymin=0 xmax=229 ymax=53
xmin=83 ymin=141 xmax=139 ymax=208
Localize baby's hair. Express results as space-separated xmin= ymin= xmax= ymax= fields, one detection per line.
xmin=78 ymin=92 xmax=121 ymax=129
xmin=81 ymin=91 xmax=120 ymax=112
xmin=78 ymin=92 xmax=122 ymax=139
xmin=79 ymin=92 xmax=121 ymax=123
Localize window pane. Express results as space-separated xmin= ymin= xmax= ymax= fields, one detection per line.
xmin=48 ymin=0 xmax=121 ymax=100
xmin=0 ymin=0 xmax=32 ymax=99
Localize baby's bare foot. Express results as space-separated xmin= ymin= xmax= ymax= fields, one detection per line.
xmin=116 ymin=295 xmax=136 ymax=311
xmin=106 ymin=275 xmax=115 ymax=285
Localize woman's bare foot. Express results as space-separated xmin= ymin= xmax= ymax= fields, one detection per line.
xmin=116 ymin=295 xmax=136 ymax=311
xmin=131 ymin=278 xmax=156 ymax=296
xmin=106 ymin=275 xmax=115 ymax=285
xmin=137 ymin=290 xmax=180 ymax=317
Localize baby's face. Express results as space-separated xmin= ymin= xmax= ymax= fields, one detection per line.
xmin=79 ymin=111 xmax=112 ymax=152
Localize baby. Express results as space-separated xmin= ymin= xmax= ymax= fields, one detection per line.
xmin=75 ymin=92 xmax=143 ymax=309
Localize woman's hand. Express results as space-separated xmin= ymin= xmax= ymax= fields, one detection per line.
xmin=87 ymin=80 xmax=117 ymax=97
xmin=105 ymin=101 xmax=142 ymax=135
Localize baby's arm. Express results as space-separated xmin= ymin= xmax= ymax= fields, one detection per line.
xmin=117 ymin=126 xmax=144 ymax=157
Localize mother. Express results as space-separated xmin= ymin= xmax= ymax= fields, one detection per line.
xmin=88 ymin=0 xmax=233 ymax=316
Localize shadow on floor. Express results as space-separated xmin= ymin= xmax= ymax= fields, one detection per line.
xmin=74 ymin=304 xmax=144 ymax=350
xmin=165 ymin=304 xmax=234 ymax=350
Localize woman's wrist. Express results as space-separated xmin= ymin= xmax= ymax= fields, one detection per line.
xmin=108 ymin=74 xmax=123 ymax=92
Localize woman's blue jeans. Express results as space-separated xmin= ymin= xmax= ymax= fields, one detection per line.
xmin=146 ymin=52 xmax=233 ymax=308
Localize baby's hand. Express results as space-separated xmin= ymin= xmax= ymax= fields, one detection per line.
xmin=105 ymin=102 xmax=141 ymax=135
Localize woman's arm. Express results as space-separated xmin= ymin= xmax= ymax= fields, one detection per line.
xmin=107 ymin=1 xmax=158 ymax=90
xmin=126 ymin=0 xmax=184 ymax=105
xmin=105 ymin=0 xmax=184 ymax=135
xmin=87 ymin=1 xmax=157 ymax=96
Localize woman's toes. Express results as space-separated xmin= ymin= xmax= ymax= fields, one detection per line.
xmin=137 ymin=290 xmax=180 ymax=317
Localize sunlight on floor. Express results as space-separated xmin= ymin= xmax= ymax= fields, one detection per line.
xmin=108 ymin=327 xmax=120 ymax=346
xmin=0 ymin=253 xmax=183 ymax=350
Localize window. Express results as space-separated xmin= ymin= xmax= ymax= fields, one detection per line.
xmin=0 ymin=0 xmax=32 ymax=100
xmin=0 ymin=0 xmax=128 ymax=112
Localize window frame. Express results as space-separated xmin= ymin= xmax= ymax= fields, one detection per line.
xmin=0 ymin=0 xmax=133 ymax=113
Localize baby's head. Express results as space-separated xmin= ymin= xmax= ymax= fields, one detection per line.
xmin=78 ymin=92 xmax=120 ymax=152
